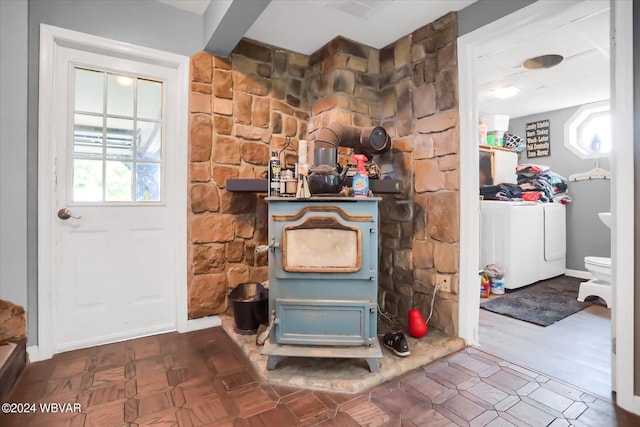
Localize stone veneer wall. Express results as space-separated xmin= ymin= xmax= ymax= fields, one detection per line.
xmin=187 ymin=14 xmax=461 ymax=336
xmin=377 ymin=13 xmax=460 ymax=336
xmin=303 ymin=14 xmax=460 ymax=335
xmin=188 ymin=40 xmax=309 ymax=318
xmin=305 ymin=38 xmax=382 ymax=169
xmin=306 ymin=38 xmax=381 ymax=134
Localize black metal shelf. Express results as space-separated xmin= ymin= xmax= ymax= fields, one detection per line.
xmin=226 ymin=178 xmax=404 ymax=194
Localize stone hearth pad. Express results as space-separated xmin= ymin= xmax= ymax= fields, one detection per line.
xmin=220 ymin=315 xmax=465 ymax=394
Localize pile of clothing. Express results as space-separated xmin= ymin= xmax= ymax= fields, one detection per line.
xmin=516 ymin=164 xmax=571 ymax=203
xmin=480 ymin=164 xmax=571 ymax=203
xmin=479 ymin=183 xmax=522 ymax=201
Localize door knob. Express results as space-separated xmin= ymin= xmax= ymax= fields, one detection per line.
xmin=57 ymin=208 xmax=82 ymax=220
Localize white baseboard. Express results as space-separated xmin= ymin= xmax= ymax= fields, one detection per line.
xmin=565 ymin=269 xmax=593 ymax=280
xmin=31 ymin=316 xmax=221 ymax=362
xmin=181 ymin=315 xmax=221 ymax=333
xmin=27 ymin=345 xmax=43 ymax=362
xmin=57 ymin=324 xmax=176 ymax=355
xmin=28 ymin=317 xmax=221 ymax=362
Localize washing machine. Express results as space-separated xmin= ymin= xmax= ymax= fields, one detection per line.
xmin=480 ymin=201 xmax=566 ymax=290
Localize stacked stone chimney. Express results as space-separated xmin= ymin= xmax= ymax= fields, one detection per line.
xmin=306 ymin=38 xmax=381 ymax=165
xmin=187 ymin=14 xmax=461 ymax=336
xmin=376 ymin=13 xmax=460 ymax=336
xmin=188 ymin=41 xmax=309 ymax=319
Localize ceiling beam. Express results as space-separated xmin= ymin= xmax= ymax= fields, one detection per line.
xmin=203 ymin=0 xmax=271 ymax=57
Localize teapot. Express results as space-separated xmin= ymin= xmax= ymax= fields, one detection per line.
xmin=307 ymin=163 xmax=349 ymax=195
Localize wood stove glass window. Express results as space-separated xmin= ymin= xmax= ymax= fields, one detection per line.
xmin=282 ymin=217 xmax=361 ymax=273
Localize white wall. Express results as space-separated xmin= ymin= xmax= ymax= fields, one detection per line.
xmin=13 ymin=0 xmax=203 ymax=345
xmin=509 ymin=106 xmax=611 ymax=271
xmin=0 ymin=0 xmax=28 ymax=311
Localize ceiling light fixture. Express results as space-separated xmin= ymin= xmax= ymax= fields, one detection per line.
xmin=116 ymin=75 xmax=134 ymax=87
xmin=491 ymin=85 xmax=520 ymax=99
xmin=522 ymin=54 xmax=564 ymax=70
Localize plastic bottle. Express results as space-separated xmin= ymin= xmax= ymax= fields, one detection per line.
xmin=296 ymin=140 xmax=308 ymax=178
xmin=351 ymin=154 xmax=369 ymax=197
xmin=480 ymin=274 xmax=491 ymax=298
xmin=269 ymin=151 xmax=281 ymax=197
xmin=479 ymin=121 xmax=488 ymax=145
xmin=490 ymin=278 xmax=505 ymax=295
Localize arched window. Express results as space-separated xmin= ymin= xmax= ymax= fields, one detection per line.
xmin=564 ymin=101 xmax=611 ymax=159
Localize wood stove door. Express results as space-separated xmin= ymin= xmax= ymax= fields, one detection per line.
xmin=274 ymin=299 xmax=376 ymax=346
xmin=271 ymin=213 xmax=376 ymax=281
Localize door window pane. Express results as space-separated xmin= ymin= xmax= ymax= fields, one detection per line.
xmin=137 ymin=121 xmax=162 ymax=161
xmin=107 ymin=74 xmax=134 ymax=116
xmin=74 ymin=114 xmax=103 ymax=157
xmin=136 ymin=163 xmax=161 ymax=201
xmin=106 ymin=117 xmax=134 ymax=159
xmin=105 ymin=161 xmax=133 ymax=202
xmin=72 ymin=67 xmax=163 ymax=203
xmin=73 ymin=159 xmax=103 ymax=202
xmin=75 ymin=69 xmax=104 ymax=113
xmin=138 ymin=79 xmax=162 ymax=120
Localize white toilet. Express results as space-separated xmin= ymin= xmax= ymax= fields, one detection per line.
xmin=577 ymin=213 xmax=612 ymax=308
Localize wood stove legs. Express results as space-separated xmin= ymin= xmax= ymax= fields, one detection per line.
xmin=266 ymin=355 xmax=284 ymax=370
xmin=365 ymin=358 xmax=380 ymax=372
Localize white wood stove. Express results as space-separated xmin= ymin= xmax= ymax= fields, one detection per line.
xmin=261 ymin=197 xmax=383 ymax=372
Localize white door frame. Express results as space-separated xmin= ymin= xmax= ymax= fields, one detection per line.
xmin=37 ymin=24 xmax=190 ymax=361
xmin=458 ymin=0 xmax=638 ymax=414
xmin=610 ymin=0 xmax=637 ymax=414
xmin=457 ymin=0 xmax=585 ymax=346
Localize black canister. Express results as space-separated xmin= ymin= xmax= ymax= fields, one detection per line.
xmin=228 ymin=282 xmax=269 ymax=335
xmin=313 ymin=145 xmax=337 ymax=167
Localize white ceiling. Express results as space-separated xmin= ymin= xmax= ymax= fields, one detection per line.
xmin=243 ymin=0 xmax=475 ymax=53
xmin=476 ymin=0 xmax=610 ymax=119
xmin=159 ymin=0 xmax=475 ymax=53
xmin=158 ymin=0 xmax=609 ymax=120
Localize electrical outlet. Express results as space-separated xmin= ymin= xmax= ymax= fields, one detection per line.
xmin=435 ymin=274 xmax=451 ymax=293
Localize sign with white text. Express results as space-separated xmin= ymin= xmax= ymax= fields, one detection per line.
xmin=526 ymin=120 xmax=551 ymax=158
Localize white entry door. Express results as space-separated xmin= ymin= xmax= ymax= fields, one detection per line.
xmin=39 ymin=26 xmax=188 ymax=355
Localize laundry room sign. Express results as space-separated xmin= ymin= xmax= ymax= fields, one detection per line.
xmin=526 ymin=119 xmax=551 ymax=158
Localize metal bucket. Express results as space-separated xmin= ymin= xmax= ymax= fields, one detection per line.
xmin=228 ymin=282 xmax=269 ymax=335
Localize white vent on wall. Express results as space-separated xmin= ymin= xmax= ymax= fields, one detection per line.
xmin=323 ymin=0 xmax=393 ymax=20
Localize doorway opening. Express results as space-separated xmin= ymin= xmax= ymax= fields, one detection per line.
xmin=458 ymin=0 xmax=613 ymax=401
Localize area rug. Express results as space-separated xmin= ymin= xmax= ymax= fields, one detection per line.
xmin=480 ymin=276 xmax=593 ymax=326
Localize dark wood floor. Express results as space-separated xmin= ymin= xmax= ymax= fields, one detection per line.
xmin=2 ymin=327 xmax=639 ymax=426
xmin=478 ymin=279 xmax=612 ymax=399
